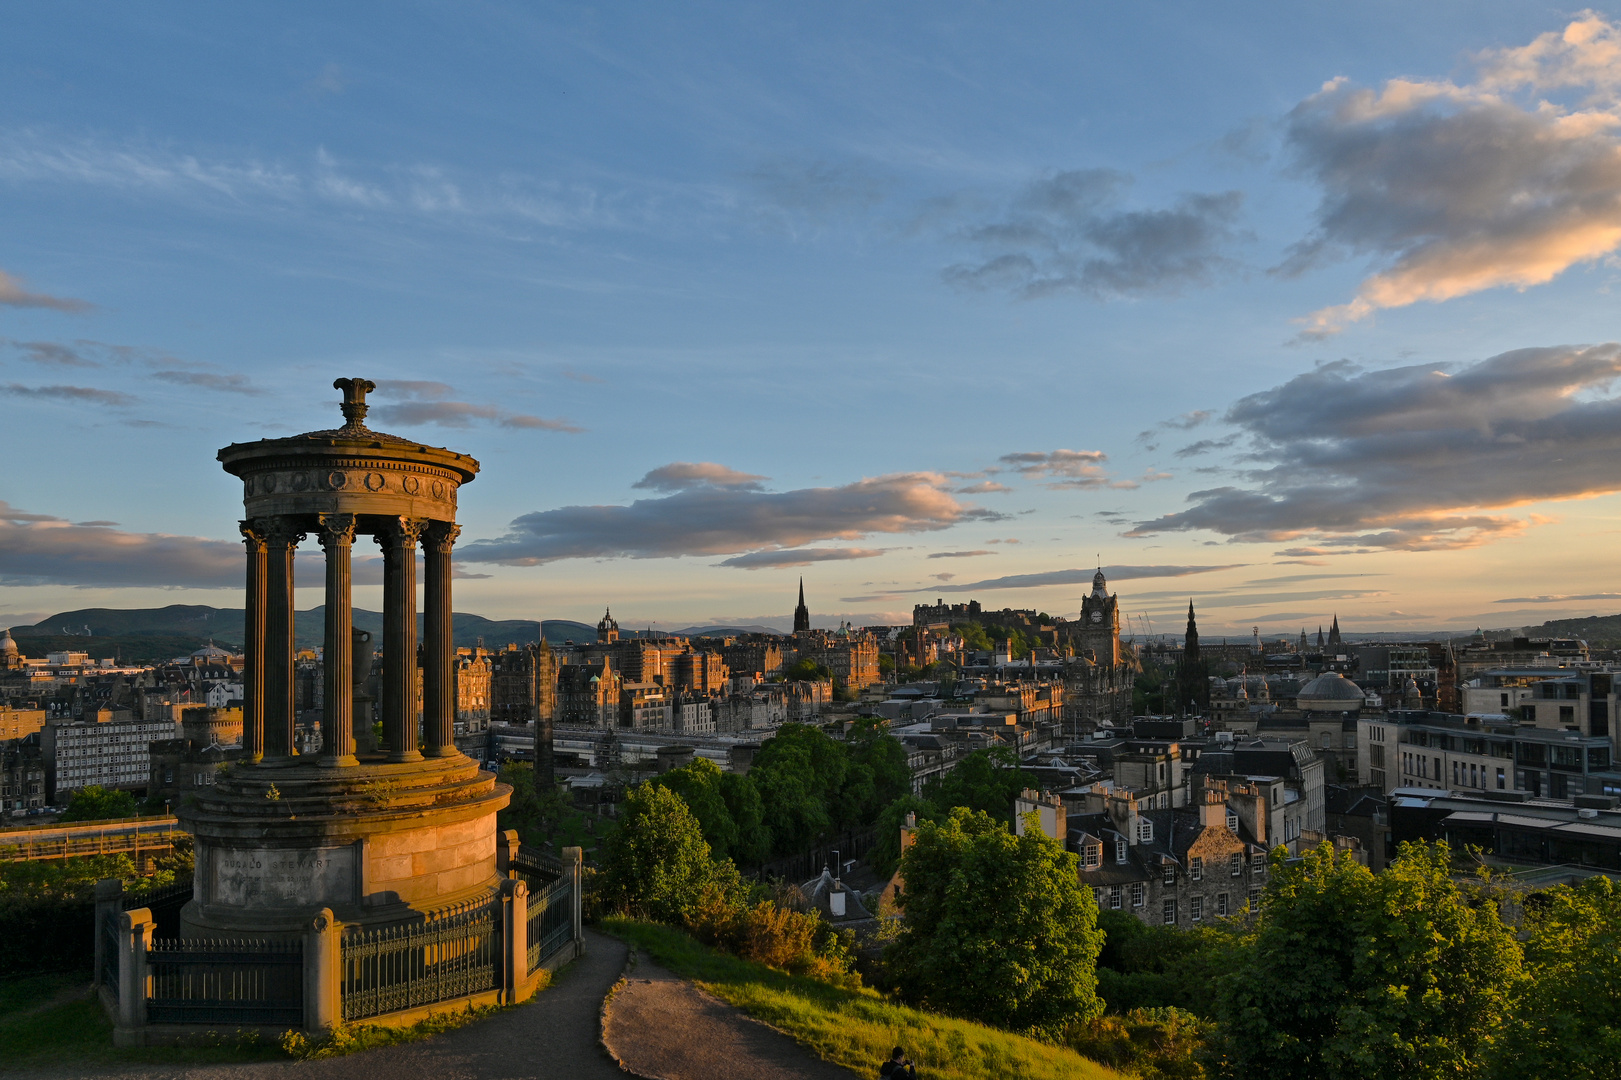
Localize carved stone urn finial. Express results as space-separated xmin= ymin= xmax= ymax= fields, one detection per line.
xmin=333 ymin=377 xmax=378 ymax=431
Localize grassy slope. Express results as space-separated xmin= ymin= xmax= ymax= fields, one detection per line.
xmin=601 ymin=919 xmax=1126 ymax=1080
xmin=0 ymin=973 xmax=284 ymax=1072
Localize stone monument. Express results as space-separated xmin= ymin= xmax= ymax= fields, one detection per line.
xmin=178 ymin=378 xmax=511 ymax=937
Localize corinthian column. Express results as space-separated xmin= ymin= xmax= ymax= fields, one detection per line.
xmin=263 ymin=518 xmax=305 ymax=761
xmin=317 ymin=513 xmax=358 ymax=767
xmin=378 ymin=517 xmax=426 ymax=763
xmin=239 ymin=520 xmax=268 ymax=764
xmin=422 ymin=521 xmax=462 ymax=758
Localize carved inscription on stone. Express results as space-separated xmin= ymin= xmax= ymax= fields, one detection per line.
xmin=212 ymin=845 xmax=356 ymax=907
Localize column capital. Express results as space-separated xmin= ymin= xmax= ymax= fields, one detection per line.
xmin=316 ymin=513 xmax=358 ymax=549
xmin=239 ymin=519 xmax=269 ymax=551
xmin=375 ymin=516 xmax=427 ymax=550
xmin=423 ymin=521 xmax=462 ymax=554
xmin=256 ymin=516 xmax=306 ymax=547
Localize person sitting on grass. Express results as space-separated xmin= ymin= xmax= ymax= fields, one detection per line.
xmin=880 ymin=1046 xmax=917 ymax=1079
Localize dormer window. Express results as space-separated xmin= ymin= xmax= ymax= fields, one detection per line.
xmin=1138 ymin=820 xmax=1154 ymax=843
xmin=1083 ymin=843 xmax=1101 ymax=869
xmin=1226 ymin=809 xmax=1239 ymax=832
xmin=1115 ymin=839 xmax=1128 ymax=864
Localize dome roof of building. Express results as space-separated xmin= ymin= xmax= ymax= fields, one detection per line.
xmin=1297 ymin=671 xmax=1365 ymax=706
xmin=0 ymin=628 xmax=16 ymax=654
xmin=191 ymin=640 xmax=232 ymax=659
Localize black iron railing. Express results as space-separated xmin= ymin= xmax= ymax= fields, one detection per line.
xmin=99 ymin=908 xmax=120 ymax=999
xmin=527 ymin=874 xmax=575 ymax=974
xmin=340 ymin=897 xmax=499 ymax=1021
xmin=145 ymin=937 xmax=304 ymax=1026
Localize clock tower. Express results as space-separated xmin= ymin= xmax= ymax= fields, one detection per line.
xmin=1077 ymin=567 xmax=1121 ymax=665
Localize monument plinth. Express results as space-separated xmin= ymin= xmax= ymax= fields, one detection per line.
xmin=180 ymin=379 xmax=510 ymax=938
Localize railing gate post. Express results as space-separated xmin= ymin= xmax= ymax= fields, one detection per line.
xmin=304 ymin=907 xmax=341 ymax=1035
xmin=563 ymin=845 xmax=584 ymax=951
xmin=93 ymin=878 xmax=123 ymax=999
xmin=113 ymin=908 xmax=154 ymax=1047
xmin=502 ymin=877 xmax=528 ymax=1003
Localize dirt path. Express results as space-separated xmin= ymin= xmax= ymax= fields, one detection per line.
xmin=602 ymin=952 xmax=863 ymax=1080
xmin=7 ymin=930 xmax=631 ymax=1080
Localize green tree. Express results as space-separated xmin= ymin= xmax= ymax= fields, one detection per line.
xmin=923 ymin=747 xmax=1030 ymax=824
xmin=868 ymin=793 xmax=942 ymax=877
xmin=596 ymin=783 xmax=738 ymax=923
xmin=1094 ymin=909 xmax=1234 ymax=1018
xmin=59 ymin=785 xmax=138 ymax=822
xmin=781 ymin=658 xmax=832 ymax=682
xmin=750 ymin=723 xmax=849 ymax=855
xmin=1211 ymin=841 xmax=1522 ymax=1080
xmin=652 ymin=758 xmax=739 ymax=861
xmin=719 ymin=771 xmax=771 ymax=866
xmin=847 ymin=717 xmax=912 ymax=812
xmin=496 ymin=761 xmax=572 ymax=846
xmin=888 ymin=807 xmax=1104 ymax=1035
xmin=1493 ymin=875 xmax=1621 ymax=1079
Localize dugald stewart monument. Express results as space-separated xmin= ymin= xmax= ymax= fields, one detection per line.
xmin=192 ymin=378 xmax=511 ymax=937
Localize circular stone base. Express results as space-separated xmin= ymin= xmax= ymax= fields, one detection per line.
xmin=176 ymin=751 xmax=511 ymax=939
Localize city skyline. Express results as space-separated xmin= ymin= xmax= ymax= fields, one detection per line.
xmin=4 ymin=3 xmax=1621 ymax=636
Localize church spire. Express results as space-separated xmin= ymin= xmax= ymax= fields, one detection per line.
xmin=793 ymin=577 xmax=811 ymax=634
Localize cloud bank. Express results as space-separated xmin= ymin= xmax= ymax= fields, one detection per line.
xmin=1130 ymin=344 xmax=1621 ymax=551
xmin=0 ymin=269 xmax=90 ymax=312
xmin=461 ymin=471 xmax=1005 ymax=566
xmin=921 ymin=564 xmax=1244 ymax=593
xmin=1284 ymin=14 xmax=1621 ymax=336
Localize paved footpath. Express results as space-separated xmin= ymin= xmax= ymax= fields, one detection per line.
xmin=8 ymin=930 xmax=632 ymax=1080
xmin=602 ymin=952 xmax=863 ymax=1080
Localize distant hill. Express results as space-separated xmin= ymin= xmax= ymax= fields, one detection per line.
xmin=1517 ymin=613 xmax=1621 ymax=646
xmin=9 ymin=605 xmax=599 ymax=654
xmin=673 ymin=624 xmax=785 ymax=637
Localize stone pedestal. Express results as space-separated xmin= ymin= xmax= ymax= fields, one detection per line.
xmin=179 ymin=754 xmax=510 ymax=937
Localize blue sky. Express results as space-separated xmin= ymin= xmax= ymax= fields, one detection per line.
xmin=5 ymin=2 xmax=1621 ymax=638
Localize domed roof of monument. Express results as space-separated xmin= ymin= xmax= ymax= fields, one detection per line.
xmin=1298 ymin=671 xmax=1364 ymax=701
xmin=218 ymin=377 xmax=479 ymax=482
xmin=192 ymin=641 xmax=232 ymax=660
xmin=0 ymin=628 xmax=16 ymax=654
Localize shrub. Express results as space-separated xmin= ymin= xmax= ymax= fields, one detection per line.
xmin=1065 ymin=1007 xmax=1209 ymax=1080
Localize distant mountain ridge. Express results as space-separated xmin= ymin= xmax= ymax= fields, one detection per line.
xmin=9 ymin=605 xmax=597 ymax=652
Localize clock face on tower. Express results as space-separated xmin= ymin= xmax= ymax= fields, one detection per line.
xmin=1090 ymin=609 xmax=1103 ymax=623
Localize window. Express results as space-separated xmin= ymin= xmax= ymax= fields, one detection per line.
xmin=1370 ymin=745 xmax=1384 ymax=768
xmin=1249 ymin=886 xmax=1262 ymax=909
xmin=1138 ymin=820 xmax=1154 ymax=842
xmin=1225 ymin=809 xmax=1239 ymax=832
xmin=1116 ymin=839 xmax=1128 ymax=864
xmin=1497 ymin=767 xmax=1506 ymax=789
xmin=1252 ymin=852 xmax=1265 ymax=873
xmin=1320 ymin=733 xmax=1331 ymax=749
xmin=1163 ymin=864 xmax=1176 ymax=886
xmin=1501 ymin=692 xmax=1510 ymax=707
xmin=1190 ymin=857 xmax=1203 ymax=881
xmin=1109 ymin=885 xmax=1122 ymax=910
xmin=1094 ymin=887 xmax=1106 ymax=908
xmin=1162 ymin=899 xmax=1176 ymax=925
xmin=1131 ymin=882 xmax=1145 ymax=908
xmin=1229 ymin=852 xmax=1242 ymax=876
xmin=1453 ymin=762 xmax=1459 ymax=784
xmin=1191 ymin=896 xmax=1204 ymax=922
xmin=1345 ymin=733 xmax=1356 ymax=750
xmin=1083 ymin=844 xmax=1100 ymax=869
xmin=1217 ymin=893 xmax=1229 ymax=917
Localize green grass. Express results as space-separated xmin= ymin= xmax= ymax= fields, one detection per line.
xmin=0 ymin=973 xmax=285 ymax=1072
xmin=601 ymin=919 xmax=1128 ymax=1080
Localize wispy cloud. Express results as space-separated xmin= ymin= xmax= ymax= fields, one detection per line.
xmin=0 ymin=269 xmax=90 ymax=313
xmin=371 ymin=380 xmax=581 ymax=432
xmin=716 ymin=547 xmax=888 ymax=569
xmin=928 ymin=550 xmax=995 ymax=559
xmin=151 ymin=369 xmax=260 ymax=395
xmin=939 ymin=168 xmax=1245 ymax=300
xmin=923 ymin=564 xmax=1245 ymax=593
xmin=1495 ymin=593 xmax=1621 ymax=604
xmin=4 ymin=383 xmax=133 ymax=406
xmin=1281 ymin=14 xmax=1621 ymax=337
xmin=998 ymin=448 xmax=1136 ymax=489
